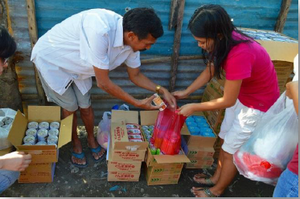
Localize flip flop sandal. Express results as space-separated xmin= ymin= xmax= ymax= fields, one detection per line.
xmin=88 ymin=145 xmax=106 ymax=162
xmin=203 ymin=188 xmax=218 ymax=197
xmin=71 ymin=151 xmax=88 ymax=168
xmin=193 ymin=176 xmax=215 ymax=185
xmin=194 ymin=173 xmax=208 ymax=179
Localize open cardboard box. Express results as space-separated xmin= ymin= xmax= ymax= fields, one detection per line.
xmin=181 ymin=112 xmax=217 ymax=149
xmin=7 ymin=106 xmax=73 ymax=163
xmin=140 ymin=111 xmax=190 ymax=167
xmin=109 ymin=110 xmax=148 ymax=162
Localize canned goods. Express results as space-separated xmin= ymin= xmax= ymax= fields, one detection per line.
xmin=48 ymin=128 xmax=59 ymax=137
xmin=152 ymin=93 xmax=167 ymax=111
xmin=37 ymin=129 xmax=48 ymax=141
xmin=50 ymin=121 xmax=60 ymax=129
xmin=23 ymin=135 xmax=36 ymax=145
xmin=47 ymin=135 xmax=58 ymax=144
xmin=27 ymin=121 xmax=38 ymax=129
xmin=39 ymin=122 xmax=49 ymax=129
xmin=26 ymin=128 xmax=37 ymax=137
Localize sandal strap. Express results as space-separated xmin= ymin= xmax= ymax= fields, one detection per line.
xmin=205 ymin=178 xmax=215 ymax=185
xmin=71 ymin=151 xmax=85 ymax=159
xmin=204 ymin=188 xmax=218 ymax=197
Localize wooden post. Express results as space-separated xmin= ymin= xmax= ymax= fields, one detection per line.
xmin=26 ymin=0 xmax=46 ymax=105
xmin=169 ymin=0 xmax=185 ymax=92
xmin=274 ymin=0 xmax=292 ymax=33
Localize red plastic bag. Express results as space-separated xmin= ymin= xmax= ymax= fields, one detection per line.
xmin=151 ymin=103 xmax=186 ymax=155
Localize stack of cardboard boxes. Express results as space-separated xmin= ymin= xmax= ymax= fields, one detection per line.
xmin=140 ymin=111 xmax=190 ymax=185
xmin=181 ymin=112 xmax=217 ymax=169
xmin=107 ymin=110 xmax=148 ymax=182
xmin=7 ymin=106 xmax=73 ymax=183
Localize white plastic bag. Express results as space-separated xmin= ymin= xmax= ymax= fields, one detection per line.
xmin=0 ymin=108 xmax=16 ymax=150
xmin=96 ymin=111 xmax=111 ymax=150
xmin=233 ymin=92 xmax=298 ymax=185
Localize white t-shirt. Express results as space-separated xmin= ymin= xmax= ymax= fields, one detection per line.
xmin=31 ymin=8 xmax=141 ymax=95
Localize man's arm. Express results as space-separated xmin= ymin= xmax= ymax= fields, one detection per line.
xmin=126 ymin=66 xmax=176 ymax=108
xmin=93 ymin=66 xmax=158 ymax=110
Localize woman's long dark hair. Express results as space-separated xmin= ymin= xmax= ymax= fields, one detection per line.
xmin=188 ymin=4 xmax=253 ymax=79
xmin=0 ymin=27 xmax=16 ymax=59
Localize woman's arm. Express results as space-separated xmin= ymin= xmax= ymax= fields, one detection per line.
xmin=178 ymin=79 xmax=242 ymax=117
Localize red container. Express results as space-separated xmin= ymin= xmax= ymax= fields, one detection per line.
xmin=160 ymin=110 xmax=186 ymax=155
xmin=151 ymin=105 xmax=174 ymax=148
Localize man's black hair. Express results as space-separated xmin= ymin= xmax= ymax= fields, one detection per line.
xmin=0 ymin=27 xmax=16 ymax=59
xmin=123 ymin=8 xmax=164 ymax=40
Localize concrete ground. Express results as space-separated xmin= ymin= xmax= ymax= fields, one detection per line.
xmin=2 ymin=127 xmax=275 ymax=197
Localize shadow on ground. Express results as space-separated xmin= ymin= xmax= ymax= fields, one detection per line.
xmin=2 ymin=128 xmax=275 ymax=197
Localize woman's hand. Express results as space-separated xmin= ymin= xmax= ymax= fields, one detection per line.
xmin=172 ymin=90 xmax=190 ymax=100
xmin=177 ymin=103 xmax=198 ymax=117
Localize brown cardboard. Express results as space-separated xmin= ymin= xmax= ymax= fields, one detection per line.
xmin=145 ymin=166 xmax=181 ymax=185
xmin=107 ymin=161 xmax=142 ymax=172
xmin=0 ymin=146 xmax=12 ymax=156
xmin=146 ymin=163 xmax=183 ymax=175
xmin=110 ymin=110 xmax=148 ymax=152
xmin=186 ymin=147 xmax=215 ymax=159
xmin=107 ymin=171 xmax=140 ymax=182
xmin=185 ymin=157 xmax=214 ymax=169
xmin=18 ymin=162 xmax=55 ymax=183
xmin=7 ymin=106 xmax=73 ymax=164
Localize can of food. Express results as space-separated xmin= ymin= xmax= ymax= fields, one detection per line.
xmin=50 ymin=121 xmax=60 ymax=129
xmin=48 ymin=128 xmax=59 ymax=137
xmin=152 ymin=93 xmax=167 ymax=111
xmin=39 ymin=122 xmax=49 ymax=129
xmin=26 ymin=128 xmax=37 ymax=137
xmin=47 ymin=142 xmax=57 ymax=148
xmin=47 ymin=135 xmax=58 ymax=144
xmin=36 ymin=140 xmax=47 ymax=145
xmin=23 ymin=135 xmax=36 ymax=145
xmin=37 ymin=129 xmax=48 ymax=141
xmin=27 ymin=121 xmax=38 ymax=129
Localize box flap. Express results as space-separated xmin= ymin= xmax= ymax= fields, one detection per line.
xmin=28 ymin=106 xmax=61 ymax=122
xmin=257 ymin=40 xmax=298 ymax=62
xmin=111 ymin=110 xmax=138 ymax=123
xmin=140 ymin=111 xmax=159 ymax=125
xmin=57 ymin=114 xmax=73 ymax=148
xmin=153 ymin=153 xmax=190 ymax=164
xmin=8 ymin=110 xmax=27 ymax=147
xmin=18 ymin=145 xmax=56 ymax=152
xmin=114 ymin=141 xmax=148 ymax=151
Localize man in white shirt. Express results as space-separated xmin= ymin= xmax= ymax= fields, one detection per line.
xmin=31 ymin=8 xmax=176 ymax=168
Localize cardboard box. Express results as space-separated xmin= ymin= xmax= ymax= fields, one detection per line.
xmin=109 ymin=110 xmax=148 ymax=162
xmin=107 ymin=171 xmax=140 ymax=182
xmin=181 ymin=112 xmax=217 ymax=148
xmin=185 ymin=157 xmax=214 ymax=169
xmin=107 ymin=161 xmax=142 ymax=172
xmin=18 ymin=162 xmax=56 ymax=183
xmin=7 ymin=106 xmax=73 ymax=163
xmin=140 ymin=110 xmax=190 ymax=185
xmin=185 ymin=147 xmax=215 ymax=159
xmin=145 ymin=166 xmax=181 ymax=186
xmin=0 ymin=146 xmax=12 ymax=156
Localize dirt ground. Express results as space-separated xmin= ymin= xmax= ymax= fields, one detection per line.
xmin=1 ymin=127 xmax=275 ymax=197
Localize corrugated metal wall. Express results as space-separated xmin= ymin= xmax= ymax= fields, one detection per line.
xmin=7 ymin=0 xmax=298 ymax=124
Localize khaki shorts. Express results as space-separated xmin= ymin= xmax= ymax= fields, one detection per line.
xmin=219 ymin=99 xmax=264 ymax=154
xmin=37 ymin=71 xmax=91 ymax=112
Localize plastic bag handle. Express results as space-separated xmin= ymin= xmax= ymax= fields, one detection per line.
xmin=102 ymin=111 xmax=111 ymax=121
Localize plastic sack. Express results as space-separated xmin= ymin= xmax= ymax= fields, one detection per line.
xmin=96 ymin=111 xmax=111 ymax=150
xmin=233 ymin=92 xmax=298 ymax=185
xmin=160 ymin=110 xmax=186 ymax=155
xmin=0 ymin=108 xmax=16 ymax=150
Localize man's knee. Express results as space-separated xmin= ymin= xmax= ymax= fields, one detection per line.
xmin=79 ymin=106 xmax=92 ymax=115
xmin=62 ymin=108 xmax=77 ymax=118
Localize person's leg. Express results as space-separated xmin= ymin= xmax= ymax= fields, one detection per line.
xmin=37 ymin=71 xmax=86 ymax=166
xmin=79 ymin=106 xmax=105 ymax=160
xmin=62 ymin=109 xmax=86 ymax=166
xmin=192 ymin=100 xmax=264 ymax=197
xmin=193 ymin=139 xmax=224 ymax=185
xmin=0 ymin=170 xmax=19 ymax=194
xmin=273 ymin=168 xmax=298 ymax=197
xmin=73 ymin=83 xmax=105 ymax=161
xmin=193 ymin=103 xmax=236 ymax=185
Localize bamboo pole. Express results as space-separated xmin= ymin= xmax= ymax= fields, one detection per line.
xmin=26 ymin=0 xmax=46 ymax=105
xmin=274 ymin=0 xmax=292 ymax=33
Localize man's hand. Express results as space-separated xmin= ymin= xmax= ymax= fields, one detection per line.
xmin=160 ymin=87 xmax=177 ymax=109
xmin=172 ymin=90 xmax=189 ymax=100
xmin=0 ymin=151 xmax=32 ymax=171
xmin=177 ymin=103 xmax=198 ymax=117
xmin=136 ymin=94 xmax=161 ymax=110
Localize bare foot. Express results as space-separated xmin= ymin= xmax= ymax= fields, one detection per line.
xmin=191 ymin=187 xmax=218 ymax=197
xmin=193 ymin=173 xmax=216 ymax=185
xmin=72 ymin=141 xmax=86 ymax=166
xmin=87 ymin=137 xmax=106 ymax=161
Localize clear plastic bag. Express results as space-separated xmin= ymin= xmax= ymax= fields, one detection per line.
xmin=96 ymin=111 xmax=111 ymax=150
xmin=0 ymin=108 xmax=16 ymax=150
xmin=233 ymin=92 xmax=298 ymax=185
